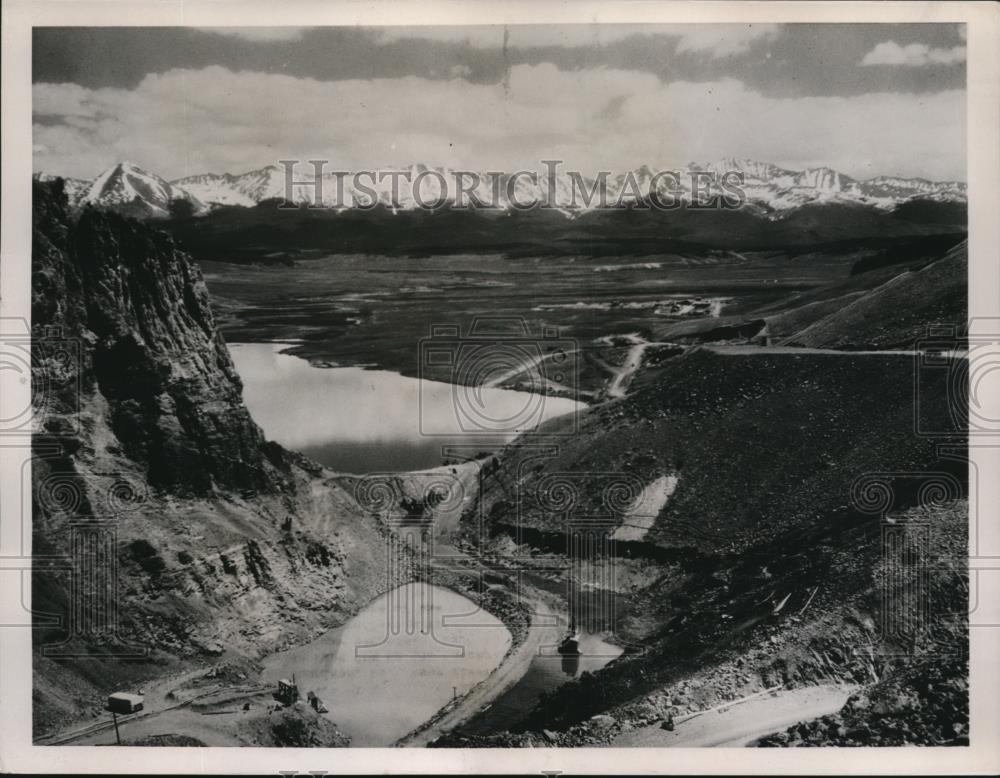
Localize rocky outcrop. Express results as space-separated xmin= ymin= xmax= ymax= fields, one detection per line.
xmin=33 ymin=179 xmax=285 ymax=494
xmin=238 ymin=702 xmax=351 ymax=747
xmin=756 ymin=656 xmax=969 ymax=747
xmin=30 ymin=181 xmax=398 ymax=738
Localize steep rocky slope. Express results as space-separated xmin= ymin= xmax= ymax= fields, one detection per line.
xmin=31 ymin=181 xmax=397 ymax=736
xmin=33 ymin=179 xmax=285 ymax=494
xmin=441 ymin=339 xmax=967 ymax=745
xmin=439 ymin=499 xmax=967 ymax=747
xmin=472 ymin=348 xmax=962 ymax=554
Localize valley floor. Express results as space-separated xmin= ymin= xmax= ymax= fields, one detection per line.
xmin=32 ymin=193 xmax=968 ymax=749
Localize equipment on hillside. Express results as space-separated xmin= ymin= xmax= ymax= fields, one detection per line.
xmin=273 ymin=675 xmax=299 ymax=706
xmin=306 ymin=690 xmax=329 ymax=714
xmin=557 ymin=615 xmax=582 ymax=656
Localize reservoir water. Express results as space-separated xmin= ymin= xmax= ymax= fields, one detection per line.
xmin=459 ymin=575 xmax=625 ymax=736
xmin=234 ymin=342 xmax=617 ymax=740
xmin=261 ymin=582 xmax=511 ymax=746
xmin=230 ymin=342 xmax=584 ymax=473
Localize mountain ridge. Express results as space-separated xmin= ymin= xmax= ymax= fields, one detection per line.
xmin=36 ymin=158 xmax=967 ymax=220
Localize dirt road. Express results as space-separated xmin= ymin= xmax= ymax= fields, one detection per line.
xmin=705 ymin=344 xmax=967 ymax=358
xmin=34 ymin=666 xmax=225 ymax=746
xmin=611 ymin=684 xmax=856 ymax=747
xmin=607 ymin=336 xmax=651 ymax=398
xmin=395 ymin=592 xmax=562 ymax=747
xmin=59 ymin=704 xmax=251 ymax=746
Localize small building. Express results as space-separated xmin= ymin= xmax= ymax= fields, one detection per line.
xmin=273 ymin=678 xmax=299 ymax=705
xmin=105 ymin=692 xmax=144 ymax=715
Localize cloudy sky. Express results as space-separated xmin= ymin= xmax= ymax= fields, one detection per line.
xmin=32 ymin=23 xmax=966 ymax=182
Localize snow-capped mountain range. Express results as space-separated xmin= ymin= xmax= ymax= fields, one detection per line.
xmin=37 ymin=159 xmax=967 ymax=220
xmin=37 ymin=163 xmax=205 ymax=219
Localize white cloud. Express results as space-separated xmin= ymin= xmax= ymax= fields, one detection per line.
xmin=32 ymin=64 xmax=965 ymax=182
xmin=861 ymin=40 xmax=966 ymax=67
xmin=193 ymin=27 xmax=305 ymax=42
xmin=377 ymin=24 xmax=781 ymax=57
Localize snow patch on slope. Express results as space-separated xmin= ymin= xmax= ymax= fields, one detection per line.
xmin=613 ymin=474 xmax=679 ymax=541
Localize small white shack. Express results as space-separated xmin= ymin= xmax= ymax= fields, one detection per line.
xmin=105 ymin=692 xmax=144 ymax=715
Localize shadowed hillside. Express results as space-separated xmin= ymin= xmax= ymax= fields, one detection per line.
xmin=164 ymin=198 xmax=966 ymax=263
xmin=780 ymin=240 xmax=966 ymax=349
xmin=653 ymin=236 xmax=966 ymax=350
xmin=444 ymin=255 xmax=967 ymax=745
xmin=31 ymin=181 xmax=397 ymax=736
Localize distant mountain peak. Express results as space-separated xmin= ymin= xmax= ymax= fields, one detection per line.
xmin=81 ymin=161 xmax=204 ymax=218
xmin=44 ymin=158 xmax=967 ymax=219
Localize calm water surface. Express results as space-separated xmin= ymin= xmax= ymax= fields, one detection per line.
xmin=262 ymin=582 xmax=511 ymax=746
xmin=460 ymin=576 xmax=625 ymax=735
xmin=231 ymin=342 xmax=584 ymax=473
xmin=236 ymin=342 xmax=615 ymax=739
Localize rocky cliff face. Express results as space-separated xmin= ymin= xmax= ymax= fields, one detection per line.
xmin=33 ymin=179 xmax=285 ymax=494
xmin=31 ymin=180 xmax=397 ymax=736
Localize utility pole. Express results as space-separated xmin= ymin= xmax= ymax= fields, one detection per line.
xmin=105 ymin=692 xmax=143 ymax=745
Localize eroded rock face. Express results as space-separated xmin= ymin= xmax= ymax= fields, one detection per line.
xmin=33 ymin=179 xmax=286 ymax=494
xmin=29 ymin=181 xmax=396 ymax=738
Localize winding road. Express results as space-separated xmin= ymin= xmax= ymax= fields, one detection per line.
xmin=705 ymin=344 xmax=968 ymax=357
xmin=607 ymin=335 xmax=652 ymax=399
xmin=611 ymin=684 xmax=856 ymax=747
xmin=395 ymin=591 xmax=562 ymax=746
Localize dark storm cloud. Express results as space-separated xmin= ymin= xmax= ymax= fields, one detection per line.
xmin=31 ymin=23 xmax=967 ymax=182
xmin=33 ymin=24 xmax=966 ymax=97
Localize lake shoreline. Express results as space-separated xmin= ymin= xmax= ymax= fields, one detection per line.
xmin=260 ymin=581 xmax=514 ymax=746
xmin=229 ymin=336 xmax=591 ymax=402
xmin=230 ymin=341 xmax=587 ymax=474
xmin=226 ymin=340 xmax=618 ymax=745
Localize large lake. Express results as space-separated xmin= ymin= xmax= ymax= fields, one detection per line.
xmin=261 ymin=582 xmax=511 ymax=746
xmin=230 ymin=342 xmax=584 ymax=473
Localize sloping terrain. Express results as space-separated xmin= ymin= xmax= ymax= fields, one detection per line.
xmin=756 ymin=654 xmax=969 ymax=747
xmin=439 ymin=499 xmax=966 ymax=747
xmin=440 ymin=259 xmax=967 ymax=745
xmin=440 ymin=364 xmax=966 ymax=744
xmin=31 ymin=180 xmax=398 ymax=737
xmin=655 ymin=236 xmax=966 ymax=350
xmin=779 ymin=240 xmax=966 ymax=349
xmin=471 ymin=348 xmax=961 ymax=554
